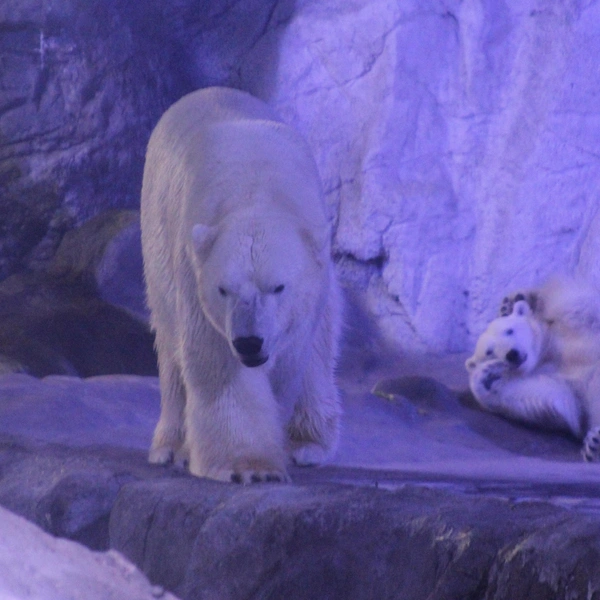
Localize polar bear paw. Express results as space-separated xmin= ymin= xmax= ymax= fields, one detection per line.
xmin=582 ymin=426 xmax=600 ymax=462
xmin=292 ymin=442 xmax=329 ymax=467
xmin=148 ymin=445 xmax=176 ymax=465
xmin=204 ymin=460 xmax=290 ymax=484
xmin=500 ymin=292 xmax=526 ymax=316
xmin=499 ymin=291 xmax=540 ymax=317
xmin=149 ymin=444 xmax=189 ymax=469
xmin=230 ymin=469 xmax=290 ymax=485
xmin=473 ymin=360 xmax=508 ymax=395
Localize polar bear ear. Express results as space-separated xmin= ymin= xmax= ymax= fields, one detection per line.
xmin=513 ymin=300 xmax=531 ymax=317
xmin=465 ymin=357 xmax=477 ymax=372
xmin=192 ymin=224 xmax=218 ymax=255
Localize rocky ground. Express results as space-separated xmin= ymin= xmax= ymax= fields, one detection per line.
xmin=0 ymin=211 xmax=600 ymax=598
xmin=1 ymin=351 xmax=600 ymax=599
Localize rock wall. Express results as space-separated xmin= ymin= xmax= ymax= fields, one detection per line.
xmin=0 ymin=0 xmax=292 ymax=277
xmin=2 ymin=0 xmax=599 ymax=354
xmin=271 ymin=0 xmax=600 ymax=352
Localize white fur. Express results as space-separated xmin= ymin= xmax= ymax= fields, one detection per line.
xmin=466 ymin=278 xmax=600 ymax=461
xmin=141 ymin=87 xmax=342 ymax=483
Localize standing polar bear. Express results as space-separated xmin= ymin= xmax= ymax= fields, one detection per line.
xmin=466 ymin=278 xmax=600 ymax=461
xmin=141 ymin=87 xmax=342 ymax=483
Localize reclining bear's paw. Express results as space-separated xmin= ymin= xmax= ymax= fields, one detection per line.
xmin=483 ymin=360 xmax=509 ymax=390
xmin=500 ymin=292 xmax=527 ymax=317
xmin=472 ymin=360 xmax=508 ymax=396
xmin=582 ymin=426 xmax=600 ymax=462
xmin=499 ymin=291 xmax=540 ymax=317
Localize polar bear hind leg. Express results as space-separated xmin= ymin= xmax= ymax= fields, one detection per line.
xmin=582 ymin=370 xmax=600 ymax=462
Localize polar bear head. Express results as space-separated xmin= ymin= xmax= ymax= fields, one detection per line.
xmin=466 ymin=300 xmax=545 ymax=375
xmin=191 ymin=211 xmax=325 ymax=368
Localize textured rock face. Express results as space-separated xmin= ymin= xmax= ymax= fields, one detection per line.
xmin=270 ymin=0 xmax=600 ymax=352
xmin=0 ymin=0 xmax=292 ymax=279
xmin=110 ymin=479 xmax=600 ymax=600
xmin=2 ymin=0 xmax=600 ymax=355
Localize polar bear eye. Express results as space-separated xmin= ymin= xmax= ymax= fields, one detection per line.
xmin=273 ymin=284 xmax=285 ymax=294
xmin=505 ymin=328 xmax=513 ymax=335
xmin=486 ymin=348 xmax=494 ymax=357
xmin=218 ymin=286 xmax=227 ymax=297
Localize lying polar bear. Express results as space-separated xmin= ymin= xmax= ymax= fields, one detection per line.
xmin=466 ymin=278 xmax=600 ymax=461
xmin=141 ymin=87 xmax=342 ymax=483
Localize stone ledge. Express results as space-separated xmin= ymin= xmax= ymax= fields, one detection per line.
xmin=1 ymin=433 xmax=600 ymax=600
xmin=111 ymin=475 xmax=600 ymax=600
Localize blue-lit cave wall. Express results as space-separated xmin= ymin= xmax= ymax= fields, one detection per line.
xmin=2 ymin=0 xmax=600 ymax=356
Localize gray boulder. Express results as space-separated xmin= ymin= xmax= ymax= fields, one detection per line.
xmin=0 ymin=210 xmax=156 ymax=376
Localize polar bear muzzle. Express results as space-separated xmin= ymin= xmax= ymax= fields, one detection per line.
xmin=233 ymin=336 xmax=268 ymax=367
xmin=505 ymin=348 xmax=527 ymax=368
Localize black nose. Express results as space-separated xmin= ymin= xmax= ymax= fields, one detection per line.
xmin=233 ymin=336 xmax=263 ymax=356
xmin=505 ymin=349 xmax=522 ymax=365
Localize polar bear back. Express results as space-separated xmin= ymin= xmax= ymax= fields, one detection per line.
xmin=143 ymin=87 xmax=326 ymax=234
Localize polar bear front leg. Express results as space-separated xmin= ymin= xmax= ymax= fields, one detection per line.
xmin=469 ymin=360 xmax=583 ymax=437
xmin=149 ymin=352 xmax=187 ymax=466
xmin=185 ymin=368 xmax=289 ymax=483
xmin=469 ymin=359 xmax=510 ymax=403
xmin=288 ymin=373 xmax=341 ymax=467
xmin=288 ymin=313 xmax=342 ymax=467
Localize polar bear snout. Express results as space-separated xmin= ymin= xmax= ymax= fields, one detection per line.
xmin=505 ymin=348 xmax=527 ymax=367
xmin=233 ymin=336 xmax=268 ymax=367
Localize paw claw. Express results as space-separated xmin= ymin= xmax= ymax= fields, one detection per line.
xmin=228 ymin=469 xmax=290 ymax=485
xmin=211 ymin=464 xmax=289 ymax=485
xmin=148 ymin=446 xmax=174 ymax=465
xmin=500 ymin=297 xmax=512 ymax=317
